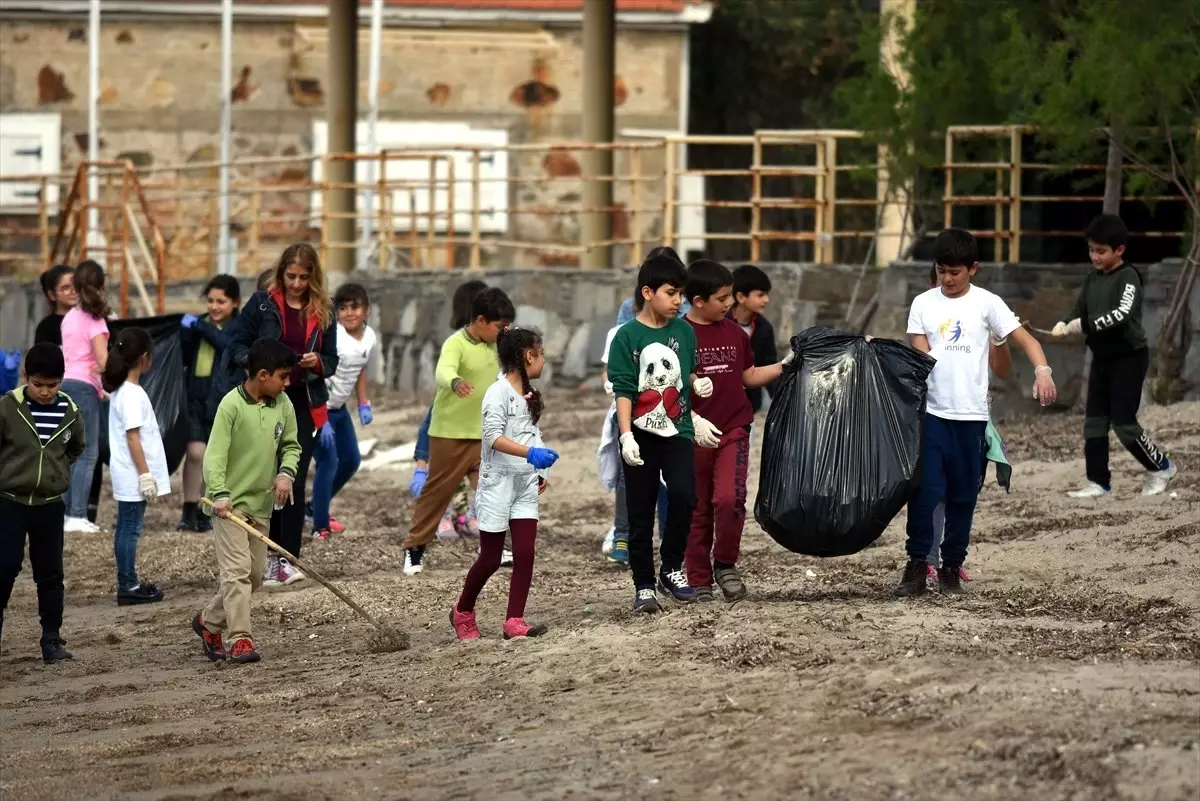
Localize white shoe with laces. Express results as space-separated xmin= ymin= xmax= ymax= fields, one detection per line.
xmin=64 ymin=516 xmax=102 ymax=533
xmin=1142 ymin=460 xmax=1177 ymax=496
xmin=601 ymin=527 xmax=615 ymax=556
xmin=262 ymin=556 xmax=284 ymax=588
xmin=403 ymin=548 xmax=424 ymax=576
xmin=1067 ymin=482 xmax=1111 ymax=499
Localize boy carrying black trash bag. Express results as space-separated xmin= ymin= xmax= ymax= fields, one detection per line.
xmin=1052 ymin=214 xmax=1177 ymax=498
xmin=0 ymin=343 xmax=85 ymax=663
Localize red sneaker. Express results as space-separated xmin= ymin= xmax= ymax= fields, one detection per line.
xmin=450 ymin=606 xmax=481 ymax=641
xmin=312 ymin=528 xmax=333 ymax=541
xmin=229 ymin=638 xmax=261 ymax=664
xmin=958 ymin=566 xmax=972 ymax=582
xmin=502 ymin=617 xmax=548 ymax=640
xmin=328 ymin=516 xmax=346 ymax=534
xmin=192 ymin=614 xmax=226 ymax=661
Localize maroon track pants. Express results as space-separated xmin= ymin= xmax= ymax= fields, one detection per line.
xmin=685 ymin=426 xmax=751 ymax=588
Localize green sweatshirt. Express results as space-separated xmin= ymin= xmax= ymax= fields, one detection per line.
xmin=205 ymin=384 xmax=302 ymax=518
xmin=1061 ymin=263 xmax=1147 ymax=358
xmin=430 ymin=329 xmax=500 ymax=439
xmin=608 ymin=317 xmax=697 ymax=440
xmin=0 ymin=387 xmax=85 ymax=506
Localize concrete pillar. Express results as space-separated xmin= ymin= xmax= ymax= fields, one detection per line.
xmin=581 ymin=0 xmax=615 ymax=269
xmin=326 ymin=0 xmax=358 ymax=273
xmin=875 ymin=0 xmax=916 ymax=266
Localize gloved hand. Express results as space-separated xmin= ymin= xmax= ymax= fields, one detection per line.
xmin=319 ymin=421 xmax=335 ymax=450
xmin=603 ymin=379 xmax=614 ymax=397
xmin=692 ymin=376 xmax=713 ymax=398
xmin=358 ymin=402 xmax=373 ymax=426
xmin=693 ymin=414 xmax=723 ymax=448
xmin=781 ymin=350 xmax=796 ymax=366
xmin=138 ymin=473 xmax=158 ymax=502
xmin=1051 ymin=319 xmax=1082 ymax=337
xmin=1032 ymin=365 xmax=1057 ymax=407
xmin=181 ymin=314 xmax=199 ymax=329
xmin=619 ymin=432 xmax=643 ymax=467
xmin=408 ymin=467 xmax=428 ymax=498
xmin=526 ymin=447 xmax=560 ymax=470
xmin=3 ymin=350 xmax=21 ymax=371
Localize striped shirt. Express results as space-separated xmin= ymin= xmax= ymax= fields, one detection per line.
xmin=27 ymin=396 xmax=69 ymax=445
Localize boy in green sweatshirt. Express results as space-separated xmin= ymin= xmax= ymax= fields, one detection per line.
xmin=194 ymin=339 xmax=301 ymax=664
xmin=0 ymin=344 xmax=85 ymax=664
xmin=1052 ymin=215 xmax=1177 ymax=498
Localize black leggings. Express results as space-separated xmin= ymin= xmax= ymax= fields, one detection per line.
xmin=271 ymin=386 xmax=316 ymax=556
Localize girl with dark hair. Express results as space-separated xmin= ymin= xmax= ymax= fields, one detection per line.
xmin=34 ymin=264 xmax=77 ymax=346
xmin=59 ymin=260 xmax=110 ymax=533
xmin=177 ymin=274 xmax=241 ymax=532
xmin=450 ymin=326 xmax=558 ymax=640
xmin=103 ymin=327 xmax=168 ymax=606
xmin=209 ymin=243 xmax=338 ymax=586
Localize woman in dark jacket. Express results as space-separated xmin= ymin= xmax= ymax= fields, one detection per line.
xmin=209 ymin=243 xmax=338 ymax=584
xmin=178 ymin=274 xmax=241 ymax=532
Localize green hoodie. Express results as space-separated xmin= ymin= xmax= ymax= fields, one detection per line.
xmin=1061 ymin=263 xmax=1146 ymax=358
xmin=0 ymin=387 xmax=86 ymax=506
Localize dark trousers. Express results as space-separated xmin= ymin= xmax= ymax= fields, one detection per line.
xmin=1084 ymin=349 xmax=1167 ymax=488
xmin=905 ymin=415 xmax=987 ymax=568
xmin=622 ymin=431 xmax=696 ymax=589
xmin=0 ymin=497 xmax=66 ymax=639
xmin=686 ymin=426 xmax=751 ymax=588
xmin=271 ymin=386 xmax=316 ymax=556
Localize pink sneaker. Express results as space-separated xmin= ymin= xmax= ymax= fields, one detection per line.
xmin=454 ymin=513 xmax=479 ymax=537
xmin=278 ymin=557 xmax=306 ymax=585
xmin=958 ymin=566 xmax=972 ymax=582
xmin=328 ymin=516 xmax=346 ymax=534
xmin=925 ymin=564 xmax=939 ymax=592
xmin=436 ymin=513 xmax=458 ymax=542
xmin=312 ymin=528 xmax=333 ymax=541
xmin=450 ymin=606 xmax=480 ymax=641
xmin=263 ymin=556 xmax=283 ymax=588
xmin=502 ymin=617 xmax=548 ymax=640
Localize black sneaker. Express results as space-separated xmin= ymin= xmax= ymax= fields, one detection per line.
xmin=694 ymin=585 xmax=717 ymax=603
xmin=937 ymin=566 xmax=964 ymax=595
xmin=658 ymin=567 xmax=697 ymax=604
xmin=633 ymin=587 xmax=662 ymax=613
xmin=193 ymin=510 xmax=212 ymax=532
xmin=403 ymin=547 xmax=424 ymax=576
xmin=118 ymin=583 xmax=165 ymax=606
xmin=40 ymin=634 xmax=73 ymax=664
xmin=892 ymin=559 xmax=928 ymax=598
xmin=178 ymin=502 xmax=198 ymax=532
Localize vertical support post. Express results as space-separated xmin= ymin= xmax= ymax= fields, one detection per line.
xmin=377 ymin=150 xmax=388 ymax=271
xmin=248 ymin=188 xmax=261 ymax=271
xmin=426 ymin=157 xmax=437 ymax=266
xmin=87 ymin=0 xmax=100 ymax=245
xmin=469 ymin=148 xmax=482 ymax=269
xmin=217 ymin=0 xmax=232 ymax=274
xmin=874 ymin=0 xmax=916 ymax=266
xmin=662 ymin=138 xmax=676 ymax=251
xmin=39 ymin=176 xmax=50 ymax=267
xmin=361 ymin=0 xmax=383 ymax=267
xmin=581 ymin=0 xmax=615 ymax=268
xmin=1010 ymin=126 xmax=1023 ymax=263
xmin=943 ymin=131 xmax=954 ymax=231
xmin=319 ymin=154 xmax=330 ymax=267
xmin=445 ymin=156 xmax=456 ymax=268
xmin=821 ymin=136 xmax=837 ymax=264
xmin=750 ymin=136 xmax=762 ymax=262
xmin=326 ymin=0 xmax=358 ymax=273
xmin=119 ymin=171 xmax=130 ymax=318
xmin=993 ymin=164 xmax=1003 ymax=262
xmin=630 ymin=146 xmax=642 ymax=265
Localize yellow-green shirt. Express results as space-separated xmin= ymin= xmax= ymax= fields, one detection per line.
xmin=204 ymin=385 xmax=301 ymax=518
xmin=430 ymin=329 xmax=499 ymax=439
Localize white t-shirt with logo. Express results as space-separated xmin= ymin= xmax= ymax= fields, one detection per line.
xmin=325 ymin=324 xmax=377 ymax=410
xmin=109 ymin=382 xmax=171 ymax=502
xmin=907 ymin=285 xmax=1021 ymax=421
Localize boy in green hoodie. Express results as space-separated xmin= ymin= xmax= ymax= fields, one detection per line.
xmin=0 ymin=343 xmax=85 ymax=663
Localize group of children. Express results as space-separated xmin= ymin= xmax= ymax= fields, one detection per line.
xmin=0 ymin=214 xmax=1179 ymax=664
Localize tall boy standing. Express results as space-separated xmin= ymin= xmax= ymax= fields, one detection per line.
xmin=896 ymin=229 xmax=1058 ymax=597
xmin=728 ymin=264 xmax=780 ymax=412
xmin=1052 ymin=214 xmax=1177 ymax=497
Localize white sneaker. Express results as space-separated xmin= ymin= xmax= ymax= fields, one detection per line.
xmin=262 ymin=556 xmax=284 ymax=588
xmin=601 ymin=527 xmax=615 ymax=556
xmin=403 ymin=548 xmax=424 ymax=576
xmin=1067 ymin=482 xmax=1111 ymax=498
xmin=278 ymin=557 xmax=306 ymax=585
xmin=500 ymin=549 xmax=514 ymax=568
xmin=1142 ymin=460 xmax=1178 ymax=496
xmin=64 ymin=516 xmax=102 ymax=533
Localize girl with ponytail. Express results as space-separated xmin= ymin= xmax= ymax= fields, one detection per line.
xmin=103 ymin=327 xmax=169 ymax=606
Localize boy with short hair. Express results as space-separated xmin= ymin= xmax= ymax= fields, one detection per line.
xmin=608 ymin=250 xmax=711 ymax=612
xmin=729 ymin=264 xmax=780 ymax=412
xmin=1052 ymin=214 xmax=1177 ymax=497
xmin=310 ymin=283 xmax=377 ymax=538
xmin=684 ymin=259 xmax=790 ymax=602
xmin=0 ymin=344 xmax=85 ymax=663
xmin=195 ymin=339 xmax=301 ymax=664
xmin=897 ymin=228 xmax=1058 ymax=598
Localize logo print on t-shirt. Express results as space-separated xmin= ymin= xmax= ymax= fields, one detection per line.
xmin=274 ymin=422 xmax=283 ymax=440
xmin=938 ymin=319 xmax=963 ymax=343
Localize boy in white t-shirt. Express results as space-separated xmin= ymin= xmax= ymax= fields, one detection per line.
xmin=896 ymin=229 xmax=1058 ymax=598
xmin=311 ymin=283 xmax=376 ymax=538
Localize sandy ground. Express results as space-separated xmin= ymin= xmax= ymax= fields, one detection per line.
xmin=0 ymin=392 xmax=1197 ymax=801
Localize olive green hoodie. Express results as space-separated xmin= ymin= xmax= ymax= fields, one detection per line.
xmin=0 ymin=386 xmax=86 ymax=506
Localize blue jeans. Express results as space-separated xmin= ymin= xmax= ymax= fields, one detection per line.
xmin=415 ymin=407 xmax=432 ymax=463
xmin=114 ymin=501 xmax=146 ymax=590
xmin=311 ymin=406 xmax=362 ymax=529
xmin=62 ymin=379 xmax=100 ymax=519
xmin=906 ymin=415 xmax=987 ymax=568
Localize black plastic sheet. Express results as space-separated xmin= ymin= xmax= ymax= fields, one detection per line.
xmin=754 ymin=327 xmax=936 ymax=557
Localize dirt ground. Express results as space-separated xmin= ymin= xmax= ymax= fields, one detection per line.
xmin=1 ymin=392 xmax=1197 ymax=801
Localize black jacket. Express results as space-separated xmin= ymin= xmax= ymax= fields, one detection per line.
xmin=1061 ymin=263 xmax=1147 ymax=358
xmin=181 ymin=312 xmax=236 ymax=425
xmin=729 ymin=310 xmax=780 ymax=412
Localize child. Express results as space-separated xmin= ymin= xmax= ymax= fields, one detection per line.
xmin=34 ymin=264 xmax=77 ymax=346
xmin=897 ymin=228 xmax=1058 ymax=597
xmin=195 ymin=339 xmax=301 ymax=664
xmin=311 ymin=283 xmax=376 ymax=538
xmin=450 ymin=326 xmax=559 ymax=640
xmin=683 ymin=259 xmax=789 ymax=602
xmin=103 ymin=327 xmax=170 ymax=606
xmin=399 ymin=287 xmax=515 ymax=574
xmin=59 ymin=259 xmax=110 ymax=534
xmin=178 ymin=274 xmax=241 ymax=532
xmin=0 ymin=344 xmax=85 ymax=663
xmin=608 ymin=250 xmax=710 ymax=612
xmin=1053 ymin=214 xmax=1177 ymax=497
xmin=728 ymin=264 xmax=780 ymax=413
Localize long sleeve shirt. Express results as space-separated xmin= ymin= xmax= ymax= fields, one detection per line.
xmin=607 ymin=317 xmax=697 ymax=440
xmin=204 ymin=385 xmax=301 ymax=518
xmin=480 ymin=379 xmax=547 ymax=477
xmin=430 ymin=329 xmax=500 ymax=440
xmin=1061 ymin=263 xmax=1147 ymax=358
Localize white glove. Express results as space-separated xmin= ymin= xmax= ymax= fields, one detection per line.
xmin=619 ymin=432 xmax=643 ymax=467
xmin=603 ymin=379 xmax=614 ymax=397
xmin=693 ymin=414 xmax=723 ymax=448
xmin=781 ymin=351 xmax=795 ymax=366
xmin=1051 ymin=319 xmax=1082 ymax=337
xmin=138 ymin=473 xmax=158 ymax=503
xmin=692 ymin=376 xmax=713 ymax=398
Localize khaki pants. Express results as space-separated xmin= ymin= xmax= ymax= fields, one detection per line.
xmin=402 ymin=437 xmax=480 ymax=549
xmin=202 ymin=514 xmax=269 ymax=644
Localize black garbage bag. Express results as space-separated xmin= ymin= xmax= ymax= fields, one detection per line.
xmin=100 ymin=314 xmax=189 ymax=475
xmin=754 ymin=327 xmax=936 ymax=557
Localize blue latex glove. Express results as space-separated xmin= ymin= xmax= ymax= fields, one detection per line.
xmin=358 ymin=402 xmax=373 ymax=426
xmin=319 ymin=421 xmax=335 ymax=450
xmin=181 ymin=314 xmax=199 ymax=329
xmin=3 ymin=350 xmax=20 ymax=371
xmin=408 ymin=467 xmax=428 ymax=498
xmin=526 ymin=447 xmax=560 ymax=470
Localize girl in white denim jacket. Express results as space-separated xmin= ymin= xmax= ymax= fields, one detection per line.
xmin=450 ymin=327 xmax=560 ymax=640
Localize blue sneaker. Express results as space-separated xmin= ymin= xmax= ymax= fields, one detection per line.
xmin=608 ymin=538 xmax=629 ymax=565
xmin=633 ymin=587 xmax=661 ymax=613
xmin=658 ymin=567 xmax=696 ymax=604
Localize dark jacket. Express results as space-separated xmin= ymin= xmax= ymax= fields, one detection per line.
xmin=208 ymin=290 xmax=338 ymax=426
xmin=182 ymin=312 xmax=236 ymax=427
xmin=729 ymin=310 xmax=780 ymax=412
xmin=34 ymin=313 xmax=64 ymax=346
xmin=0 ymin=387 xmax=86 ymax=506
xmin=1061 ymin=263 xmax=1147 ymax=358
